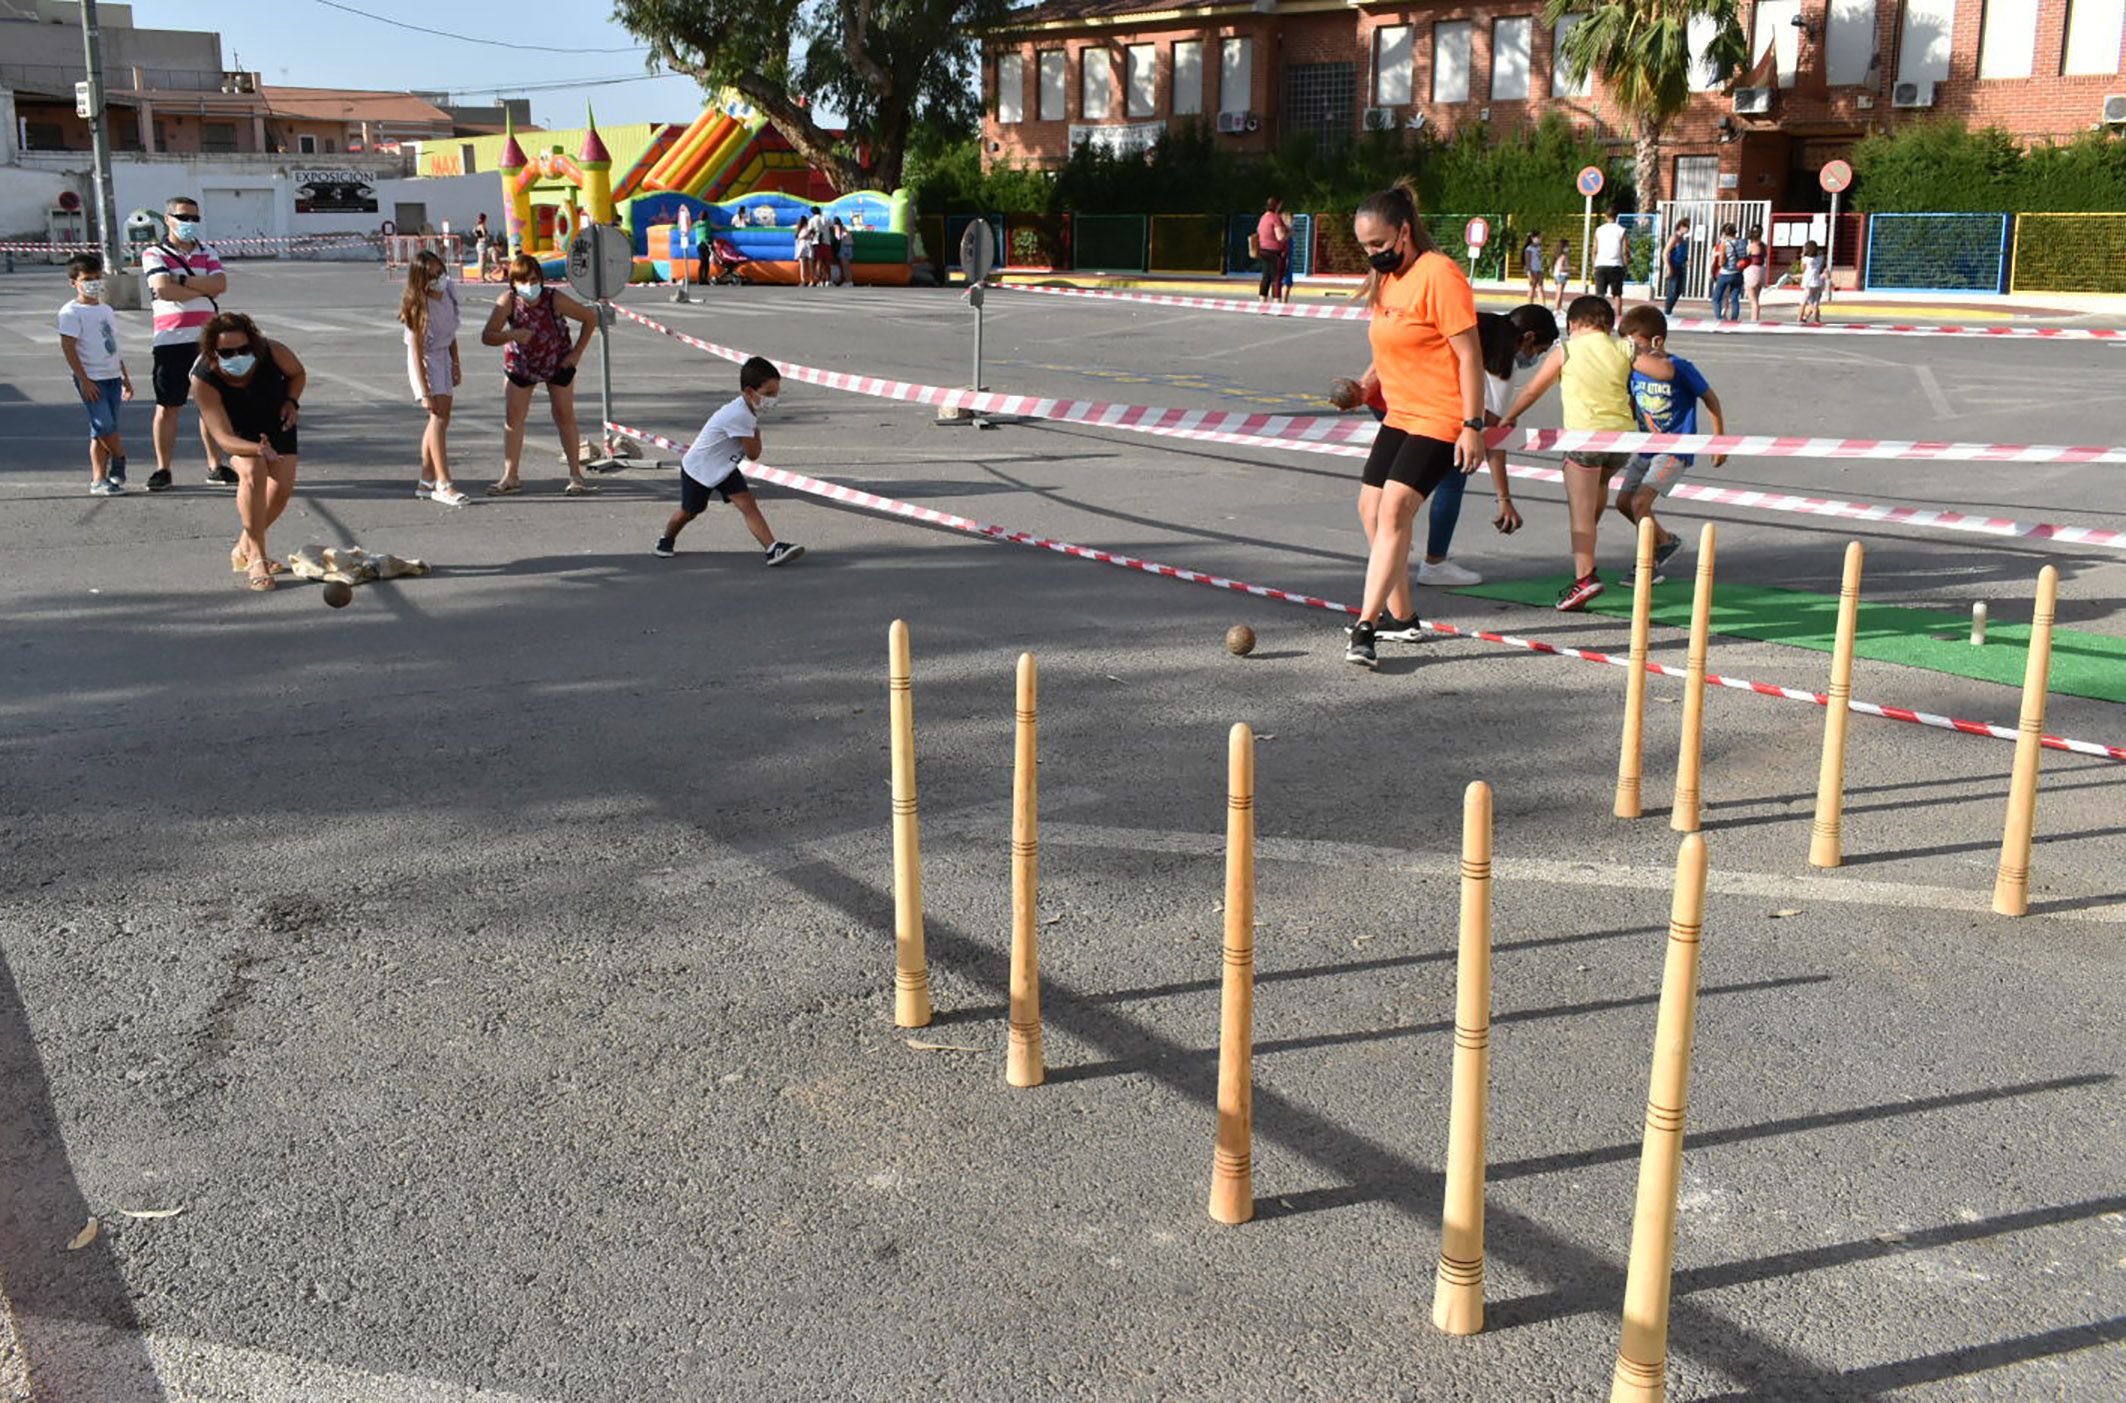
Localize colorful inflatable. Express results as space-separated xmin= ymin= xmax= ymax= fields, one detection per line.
xmin=637 ymin=189 xmax=915 ymax=287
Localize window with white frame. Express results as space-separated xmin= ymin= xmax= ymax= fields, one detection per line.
xmin=1752 ymin=0 xmax=1801 ymax=88
xmin=1979 ymin=0 xmax=2037 ymax=78
xmin=1221 ymin=36 xmax=1253 ymax=115
xmin=1687 ymin=15 xmax=1720 ymax=91
xmin=1896 ymin=0 xmax=1956 ymax=89
xmin=1126 ymin=44 xmax=1158 ymax=117
xmin=1492 ymin=17 xmax=1532 ymax=100
xmin=997 ymin=53 xmax=1025 ymax=124
xmin=1827 ymin=0 xmax=1877 ymax=86
xmin=1374 ymin=25 xmax=1413 ymax=106
xmin=1674 ymin=155 xmax=1720 ymax=202
xmin=1173 ymin=40 xmax=1203 ymax=115
xmin=1433 ymin=21 xmax=1472 ymax=103
xmin=2064 ymin=0 xmax=2126 ymax=75
xmin=1038 ymin=51 xmax=1067 ymax=121
xmin=1082 ymin=48 xmax=1113 ymax=120
xmin=1553 ymin=13 xmax=1592 ymax=97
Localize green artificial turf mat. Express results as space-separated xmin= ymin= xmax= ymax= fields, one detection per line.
xmin=1450 ymin=576 xmax=2126 ymax=704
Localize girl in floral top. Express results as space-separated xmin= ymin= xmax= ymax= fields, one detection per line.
xmin=479 ymin=253 xmax=598 ymax=495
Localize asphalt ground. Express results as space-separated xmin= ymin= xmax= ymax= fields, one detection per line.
xmin=1 ymin=264 xmax=2122 ymax=1402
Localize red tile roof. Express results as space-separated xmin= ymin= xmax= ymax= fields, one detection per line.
xmin=259 ymin=87 xmax=455 ymax=126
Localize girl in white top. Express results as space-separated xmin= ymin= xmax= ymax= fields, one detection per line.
xmin=1551 ymin=239 xmax=1572 ymax=313
xmin=399 ymin=250 xmax=467 ymax=506
xmin=1797 ymin=239 xmax=1828 ymax=325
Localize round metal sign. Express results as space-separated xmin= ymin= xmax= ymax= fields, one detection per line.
xmin=567 ymin=223 xmax=634 ymax=302
xmin=1464 ymin=216 xmax=1490 ymax=249
xmin=1576 ymin=166 xmax=1606 ymax=198
xmin=959 ymin=219 xmax=996 ymax=283
xmin=1819 ymin=159 xmax=1854 ymax=194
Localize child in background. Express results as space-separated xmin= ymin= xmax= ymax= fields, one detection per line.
xmin=399 ymin=250 xmax=469 ymax=507
xmin=1551 ymin=239 xmax=1572 ymax=313
xmin=1499 ymin=294 xmax=1637 ymax=610
xmin=1614 ymin=306 xmax=1726 ymax=579
xmin=655 ymin=354 xmax=805 ymax=566
xmin=1523 ymin=229 xmax=1546 ymax=303
xmin=57 ymin=252 xmax=134 ymax=496
xmin=1798 ymin=239 xmax=1828 ymax=325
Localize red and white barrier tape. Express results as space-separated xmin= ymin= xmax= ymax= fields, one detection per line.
xmin=606 ymin=417 xmax=2126 ymax=765
xmin=614 ymin=305 xmax=2126 ymax=551
xmin=2 ymin=235 xmax=378 ymax=253
xmin=992 ymin=282 xmax=2126 ymax=341
xmin=1526 ymin=428 xmax=2126 ymax=465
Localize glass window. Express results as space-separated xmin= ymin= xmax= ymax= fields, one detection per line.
xmin=1753 ymin=0 xmax=1801 ymax=88
xmin=1375 ymin=25 xmax=1413 ymax=106
xmin=1127 ymin=44 xmax=1157 ymax=118
xmin=1082 ymin=48 xmax=1112 ymax=121
xmin=1896 ymin=0 xmax=1956 ymax=88
xmin=1827 ymin=0 xmax=1877 ymax=86
xmin=1038 ymin=51 xmax=1067 ymax=122
xmin=1674 ymin=155 xmax=1720 ymax=202
xmin=1173 ymin=40 xmax=1204 ymax=116
xmin=1979 ymin=0 xmax=2036 ymax=78
xmin=1553 ymin=13 xmax=1592 ymax=97
xmin=1687 ymin=15 xmax=1721 ymax=91
xmin=1433 ymin=21 xmax=1472 ymax=103
xmin=997 ymin=53 xmax=1025 ymax=124
xmin=1492 ymin=17 xmax=1532 ymax=100
xmin=2065 ymin=0 xmax=2126 ymax=75
xmin=1221 ymin=36 xmax=1253 ymax=115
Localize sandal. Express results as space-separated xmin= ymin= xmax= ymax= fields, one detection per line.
xmin=563 ymin=479 xmax=598 ymax=496
xmin=230 ymin=548 xmax=287 ymax=575
xmin=244 ymin=562 xmax=275 ymax=592
xmin=485 ymin=479 xmax=522 ymax=496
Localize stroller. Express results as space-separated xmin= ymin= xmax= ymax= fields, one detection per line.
xmin=706 ymin=236 xmax=750 ymax=287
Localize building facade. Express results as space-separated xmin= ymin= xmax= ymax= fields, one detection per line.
xmin=981 ymin=0 xmax=2126 ymax=207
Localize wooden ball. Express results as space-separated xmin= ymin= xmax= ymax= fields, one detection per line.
xmin=322 ymin=581 xmax=354 ymax=609
xmin=1225 ymin=625 xmax=1256 ymax=656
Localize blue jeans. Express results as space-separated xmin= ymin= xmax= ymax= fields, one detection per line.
xmin=1662 ymin=268 xmax=1685 ymax=315
xmin=1711 ymin=273 xmax=1743 ymax=321
xmin=81 ymin=377 xmax=123 ymax=439
xmin=1367 ymin=403 xmax=1467 ymax=559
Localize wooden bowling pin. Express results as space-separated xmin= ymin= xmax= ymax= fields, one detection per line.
xmin=1208 ymin=723 xmax=1256 ymax=1226
xmin=1433 ymin=781 xmax=1494 ymax=1335
xmin=888 ymin=620 xmax=932 ymax=1028
xmin=1007 ymin=653 xmax=1043 ymax=1087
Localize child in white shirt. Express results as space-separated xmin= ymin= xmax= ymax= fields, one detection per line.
xmin=655 ymin=355 xmax=804 ymax=565
xmin=56 ymin=252 xmax=134 ymax=495
xmin=1798 ymin=240 xmax=1828 ymax=325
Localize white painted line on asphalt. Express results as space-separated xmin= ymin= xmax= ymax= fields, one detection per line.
xmin=307 ymin=366 xmax=406 ymax=404
xmin=973 ymin=820 xmax=2126 ymax=925
xmin=266 ymin=313 xmax=352 ymax=333
xmin=1915 ymin=364 xmax=1956 ymax=420
xmin=1194 ymin=323 xmax=1336 ymax=360
xmin=146 ymin=1331 xmax=557 ymax=1402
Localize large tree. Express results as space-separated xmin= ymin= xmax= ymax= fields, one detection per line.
xmin=1546 ymin=0 xmax=1751 ymax=207
xmin=614 ymin=0 xmax=1009 ymax=194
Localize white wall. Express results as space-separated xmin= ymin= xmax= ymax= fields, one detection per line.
xmin=96 ymin=161 xmax=496 ymax=246
xmin=0 ymin=162 xmax=77 ymax=239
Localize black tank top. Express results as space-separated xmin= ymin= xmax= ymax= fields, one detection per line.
xmin=193 ymin=343 xmax=291 ymax=437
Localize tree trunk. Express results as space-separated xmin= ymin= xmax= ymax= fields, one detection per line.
xmin=1634 ymin=119 xmax=1662 ymax=215
xmin=725 ymin=73 xmax=866 ymax=195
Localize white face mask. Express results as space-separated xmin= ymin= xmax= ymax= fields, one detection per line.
xmin=77 ymin=279 xmax=106 ymax=300
xmin=513 ymin=282 xmax=542 ymax=299
xmin=755 ymin=393 xmax=778 ymax=410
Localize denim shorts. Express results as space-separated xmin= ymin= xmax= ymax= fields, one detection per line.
xmin=1617 ymin=453 xmax=1691 ymax=496
xmin=80 ymin=378 xmax=124 ymax=439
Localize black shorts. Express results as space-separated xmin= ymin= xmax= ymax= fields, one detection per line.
xmin=228 ymin=421 xmax=299 ymax=457
xmin=152 ymin=343 xmax=200 ymax=408
xmin=1593 ymin=265 xmax=1626 ymax=297
xmin=1360 ymin=426 xmax=1458 ymax=495
xmin=680 ymin=467 xmax=748 ymax=513
xmin=505 ymin=364 xmax=577 ymax=390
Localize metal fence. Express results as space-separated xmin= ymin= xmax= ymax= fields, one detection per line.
xmin=2009 ymin=213 xmax=2126 ymax=295
xmin=1148 ymin=215 xmax=1225 ymax=273
xmin=1863 ymin=213 xmax=2009 ymax=294
xmin=1073 ymin=214 xmax=1149 ymax=273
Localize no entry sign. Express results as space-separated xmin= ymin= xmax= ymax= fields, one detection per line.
xmin=1464 ymin=216 xmax=1491 ymax=249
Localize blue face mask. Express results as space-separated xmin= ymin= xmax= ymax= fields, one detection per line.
xmin=1515 ymin=350 xmax=1544 ymax=370
xmin=171 ymin=218 xmax=202 ymax=242
xmin=218 ymin=352 xmax=257 ymax=377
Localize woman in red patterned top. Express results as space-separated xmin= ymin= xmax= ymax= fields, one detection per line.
xmin=480 ymin=253 xmax=598 ymax=495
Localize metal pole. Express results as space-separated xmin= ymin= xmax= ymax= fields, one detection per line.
xmin=972 ymin=293 xmax=984 ymax=393
xmin=595 ymin=299 xmax=617 ymax=468
xmin=1825 ymin=191 xmax=1839 ymax=306
xmin=78 ymin=0 xmax=123 ymax=274
xmin=1580 ymin=194 xmax=1593 ymax=292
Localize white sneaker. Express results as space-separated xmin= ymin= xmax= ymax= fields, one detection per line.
xmin=1418 ymin=558 xmax=1483 ymax=587
xmin=415 ymin=479 xmax=434 ymax=499
xmin=430 ymin=485 xmax=469 ymax=508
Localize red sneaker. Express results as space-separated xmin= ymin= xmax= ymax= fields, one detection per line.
xmin=1556 ymin=573 xmax=1605 ymax=611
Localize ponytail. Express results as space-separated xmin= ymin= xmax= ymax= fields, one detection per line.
xmin=1354 ymin=176 xmax=1442 ymax=308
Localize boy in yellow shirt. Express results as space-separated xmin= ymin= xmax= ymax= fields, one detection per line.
xmin=1500 ymin=294 xmax=1636 ymax=610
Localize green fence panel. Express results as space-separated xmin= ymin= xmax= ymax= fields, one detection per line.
xmin=1313 ymin=213 xmax=1367 ymax=275
xmin=1149 ymin=214 xmax=1226 ymax=272
xmin=2012 ymin=213 xmax=2126 ymax=295
xmin=1226 ymin=212 xmax=1263 ymax=275
xmin=1073 ymin=214 xmax=1149 ymax=272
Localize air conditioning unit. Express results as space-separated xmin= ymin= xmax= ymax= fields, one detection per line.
xmin=2104 ymin=94 xmax=2126 ymax=126
xmin=1732 ymin=87 xmax=1772 ymax=115
xmin=1892 ymin=81 xmax=1936 ymax=109
xmin=1216 ymin=110 xmax=1251 ymax=135
xmin=1363 ymin=107 xmax=1400 ymax=132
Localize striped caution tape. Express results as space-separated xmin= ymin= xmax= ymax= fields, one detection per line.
xmin=991 ymin=282 xmax=2126 ymax=341
xmin=606 ymin=417 xmax=2126 ymax=766
xmin=1523 ymin=429 xmax=2126 ymax=465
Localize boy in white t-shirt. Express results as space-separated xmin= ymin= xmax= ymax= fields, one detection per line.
xmin=654 ymin=355 xmax=804 ymax=565
xmin=56 ymin=252 xmax=135 ymax=496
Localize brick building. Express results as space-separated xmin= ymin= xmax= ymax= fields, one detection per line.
xmin=979 ymin=0 xmax=2126 ymax=208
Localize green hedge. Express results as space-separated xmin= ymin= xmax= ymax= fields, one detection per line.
xmin=1852 ymin=121 xmax=2126 ymax=213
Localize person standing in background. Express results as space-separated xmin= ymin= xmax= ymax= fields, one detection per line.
xmin=141 ymin=196 xmax=236 ymax=491
xmin=1660 ymin=217 xmax=1692 ymax=316
xmin=1255 ymin=197 xmax=1291 ymax=305
xmin=1591 ymin=208 xmax=1629 ymax=319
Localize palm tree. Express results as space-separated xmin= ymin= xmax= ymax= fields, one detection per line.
xmin=1546 ymin=1 xmax=1751 ymax=207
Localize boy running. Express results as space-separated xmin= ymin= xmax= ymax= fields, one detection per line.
xmin=57 ymin=252 xmax=134 ymax=495
xmin=655 ymin=355 xmax=805 ymax=566
xmin=1614 ymin=306 xmax=1726 ymax=577
xmin=1499 ymin=295 xmax=1636 ymax=610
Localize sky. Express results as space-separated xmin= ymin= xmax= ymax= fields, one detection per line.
xmin=124 ymin=0 xmax=724 ymax=129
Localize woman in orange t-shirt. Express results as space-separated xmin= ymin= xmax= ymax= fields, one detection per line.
xmin=1345 ymin=182 xmax=1487 ymax=669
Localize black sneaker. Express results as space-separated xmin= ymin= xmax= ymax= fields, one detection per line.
xmin=1344 ymin=620 xmax=1378 ymax=669
xmin=146 ymin=468 xmax=173 ymax=492
xmin=1375 ymin=614 xmax=1428 ymax=643
xmin=107 ymin=458 xmax=127 ymax=487
xmin=764 ymin=541 xmax=804 ymax=567
xmin=652 ymin=537 xmax=676 ymax=558
xmin=206 ymin=464 xmax=239 ymax=487
xmin=1653 ymin=535 xmax=1683 ymax=571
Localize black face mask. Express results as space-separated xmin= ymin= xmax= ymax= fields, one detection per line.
xmin=1367 ymin=244 xmax=1404 ymax=275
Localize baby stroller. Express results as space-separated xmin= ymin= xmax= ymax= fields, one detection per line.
xmin=707 ymin=236 xmax=750 ymax=287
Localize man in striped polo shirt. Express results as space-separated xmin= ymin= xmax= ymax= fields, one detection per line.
xmin=141 ymin=196 xmax=236 ymax=490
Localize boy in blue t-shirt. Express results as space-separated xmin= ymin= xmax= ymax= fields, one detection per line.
xmin=1613 ymin=306 xmax=1725 ymax=576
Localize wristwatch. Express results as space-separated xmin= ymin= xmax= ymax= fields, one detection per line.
xmin=1462 ymin=416 xmax=1486 ymax=429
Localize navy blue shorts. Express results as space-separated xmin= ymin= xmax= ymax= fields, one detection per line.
xmin=680 ymin=467 xmax=748 ymax=513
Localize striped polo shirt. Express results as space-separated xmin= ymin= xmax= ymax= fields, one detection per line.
xmin=140 ymin=241 xmax=224 ymax=348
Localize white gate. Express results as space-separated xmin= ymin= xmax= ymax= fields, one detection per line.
xmin=1656 ymin=199 xmax=1772 ymax=302
xmin=203 ymin=187 xmax=277 ymax=254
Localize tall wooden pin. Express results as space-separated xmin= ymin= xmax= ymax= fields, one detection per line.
xmin=888 ymin=620 xmax=933 ymax=1028
xmin=1609 ymin=833 xmax=1710 ymax=1403
xmin=1809 ymin=542 xmax=1865 ymax=868
xmin=1671 ymin=524 xmax=1717 ymax=834
xmin=1208 ymin=723 xmax=1256 ymax=1226
xmin=1615 ymin=516 xmax=1658 ymax=819
xmin=1433 ymin=780 xmax=1494 ymax=1335
xmin=1992 ymin=566 xmax=2059 ymax=917
xmin=1007 ymin=653 xmax=1044 ymax=1086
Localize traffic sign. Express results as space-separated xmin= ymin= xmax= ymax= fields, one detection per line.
xmin=1576 ymin=166 xmax=1606 ymax=198
xmin=1464 ymin=216 xmax=1491 ymax=249
xmin=1819 ymin=159 xmax=1854 ymax=194
xmin=567 ymin=223 xmax=634 ymax=302
xmin=959 ymin=219 xmax=996 ymax=283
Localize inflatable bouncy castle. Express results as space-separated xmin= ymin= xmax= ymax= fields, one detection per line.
xmin=633 ymin=188 xmax=915 ymax=287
